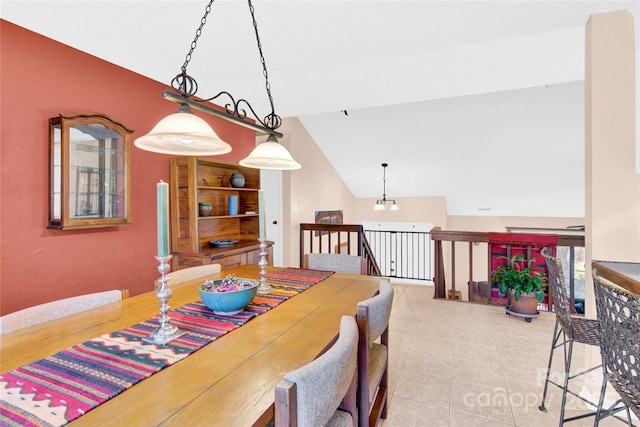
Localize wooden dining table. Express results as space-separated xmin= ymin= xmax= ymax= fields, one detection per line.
xmin=0 ymin=265 xmax=382 ymax=426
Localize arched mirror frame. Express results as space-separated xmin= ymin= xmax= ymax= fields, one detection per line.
xmin=48 ymin=113 xmax=133 ymax=229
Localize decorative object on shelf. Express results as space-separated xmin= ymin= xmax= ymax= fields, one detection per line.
xmin=209 ymin=239 xmax=239 ymax=248
xmin=199 ymin=275 xmax=258 ymax=316
xmin=198 ymin=202 xmax=212 ymax=217
xmin=48 ymin=113 xmax=133 ymax=229
xmin=230 ymin=173 xmax=245 ymax=188
xmin=256 ymin=239 xmax=272 ymax=295
xmin=133 ymin=0 xmax=301 ymax=170
xmin=373 ymin=163 xmax=399 ymax=211
xmin=228 ymin=195 xmax=239 ymax=215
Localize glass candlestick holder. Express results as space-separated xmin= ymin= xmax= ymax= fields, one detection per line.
xmin=256 ymin=239 xmax=272 ymax=295
xmin=143 ymin=254 xmax=186 ymax=345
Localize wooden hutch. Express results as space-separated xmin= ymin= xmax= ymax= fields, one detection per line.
xmin=169 ymin=157 xmax=273 ymax=271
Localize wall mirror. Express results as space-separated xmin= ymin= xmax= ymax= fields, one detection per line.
xmin=49 ymin=113 xmax=133 ymax=229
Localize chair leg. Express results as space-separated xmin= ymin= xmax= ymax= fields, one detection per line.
xmin=380 ymin=361 xmax=389 ymax=420
xmin=593 ymin=358 xmax=608 ymax=427
xmin=592 ymin=356 xmax=634 ymax=427
xmin=540 ymin=320 xmax=561 ymax=412
xmin=625 ymin=406 xmax=632 ymax=427
xmin=557 ymin=335 xmax=575 ymax=427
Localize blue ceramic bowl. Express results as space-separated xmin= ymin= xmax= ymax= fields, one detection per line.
xmin=198 ymin=278 xmax=258 ymax=316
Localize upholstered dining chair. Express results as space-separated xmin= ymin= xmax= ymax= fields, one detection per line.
xmin=592 ymin=270 xmax=640 ymax=426
xmin=0 ymin=289 xmax=128 ymax=335
xmin=356 ymin=278 xmax=394 ymax=427
xmin=166 ymin=263 xmax=222 ymax=285
xmin=275 ymin=315 xmax=359 ymax=427
xmin=539 ymin=247 xmax=604 ymax=426
xmin=304 ymin=253 xmax=367 ymax=275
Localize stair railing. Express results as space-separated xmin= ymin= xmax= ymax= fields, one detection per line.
xmin=299 ymin=223 xmax=381 ymax=275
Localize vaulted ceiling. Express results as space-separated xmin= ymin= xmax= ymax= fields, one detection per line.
xmin=2 ymin=1 xmax=638 ymax=216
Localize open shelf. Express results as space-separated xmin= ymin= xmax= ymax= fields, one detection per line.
xmin=170 ymin=157 xmax=272 ymax=271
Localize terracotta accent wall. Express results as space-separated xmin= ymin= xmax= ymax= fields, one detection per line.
xmin=0 ymin=21 xmax=255 ymax=314
xmin=585 ymin=10 xmax=640 ymax=317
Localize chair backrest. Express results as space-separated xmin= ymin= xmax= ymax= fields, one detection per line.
xmin=304 ymin=253 xmax=366 ymax=275
xmin=358 ymin=278 xmax=394 ymax=345
xmin=541 ymin=247 xmax=573 ymax=333
xmin=167 ymin=263 xmax=222 ymax=285
xmin=356 ymin=278 xmax=393 ymax=427
xmin=0 ymin=289 xmax=127 ymax=335
xmin=592 ymin=271 xmax=640 ymax=416
xmin=275 ymin=315 xmax=358 ymax=427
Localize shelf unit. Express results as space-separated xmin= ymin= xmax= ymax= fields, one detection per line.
xmin=169 ymin=157 xmax=272 ymax=271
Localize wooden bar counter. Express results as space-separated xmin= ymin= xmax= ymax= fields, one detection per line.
xmin=0 ymin=265 xmax=381 ymax=426
xmin=592 ymin=260 xmax=640 ymax=295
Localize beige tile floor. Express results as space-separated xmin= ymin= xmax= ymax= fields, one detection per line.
xmin=382 ymin=283 xmax=635 ymax=427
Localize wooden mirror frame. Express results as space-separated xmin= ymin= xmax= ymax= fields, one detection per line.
xmin=48 ymin=113 xmax=133 ymax=230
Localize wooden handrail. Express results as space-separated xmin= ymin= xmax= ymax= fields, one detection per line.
xmin=431 ymin=229 xmax=489 ymax=243
xmin=431 ymin=228 xmax=586 ymax=311
xmin=299 ymin=223 xmax=381 ymax=276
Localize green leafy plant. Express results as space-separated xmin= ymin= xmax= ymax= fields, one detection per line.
xmin=491 ymin=253 xmax=548 ymax=302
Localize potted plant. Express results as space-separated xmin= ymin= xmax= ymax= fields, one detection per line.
xmin=491 ymin=253 xmax=548 ymax=314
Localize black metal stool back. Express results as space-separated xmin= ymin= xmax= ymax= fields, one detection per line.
xmin=539 ymin=247 xmax=603 ymax=426
xmin=592 ymin=271 xmax=640 ymax=425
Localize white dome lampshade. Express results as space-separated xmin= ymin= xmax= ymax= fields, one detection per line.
xmin=239 ymin=135 xmax=301 ymax=170
xmin=134 ymin=104 xmax=232 ymax=155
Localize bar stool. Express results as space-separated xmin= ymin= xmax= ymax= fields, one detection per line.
xmin=539 ymin=248 xmax=604 ymax=425
xmin=592 ymin=271 xmax=640 ymax=426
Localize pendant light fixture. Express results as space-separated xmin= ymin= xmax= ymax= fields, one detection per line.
xmin=134 ymin=103 xmax=231 ymax=155
xmin=374 ymin=163 xmax=399 ymax=211
xmin=239 ymin=134 xmax=300 ymax=170
xmin=134 ymin=0 xmax=301 ymax=170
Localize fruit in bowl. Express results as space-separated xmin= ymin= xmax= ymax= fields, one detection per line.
xmin=198 ymin=275 xmax=258 ymax=316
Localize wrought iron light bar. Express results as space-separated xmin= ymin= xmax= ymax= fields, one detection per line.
xmin=135 ymin=0 xmax=299 ymax=169
xmin=162 ymin=90 xmax=283 ymax=138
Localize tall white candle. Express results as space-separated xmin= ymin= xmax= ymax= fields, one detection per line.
xmin=157 ymin=181 xmax=170 ymax=257
xmin=258 ymin=190 xmax=266 ymax=240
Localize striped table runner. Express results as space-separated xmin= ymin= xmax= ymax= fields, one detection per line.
xmin=0 ymin=268 xmax=333 ymax=427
